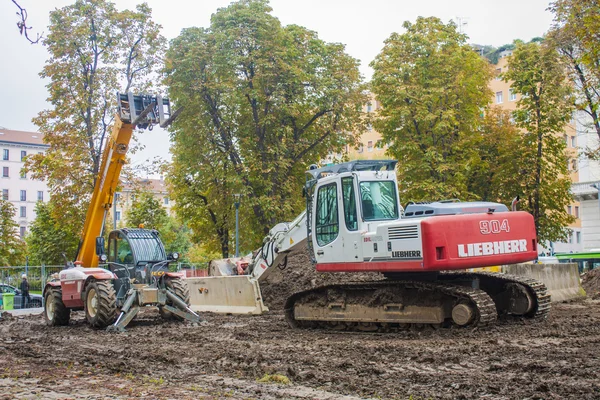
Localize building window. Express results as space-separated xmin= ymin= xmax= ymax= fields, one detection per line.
xmin=164 ymin=197 xmax=169 ymax=205
xmin=37 ymin=191 xmax=43 ymax=201
xmin=495 ymin=68 xmax=502 ymax=80
xmin=567 ymin=205 xmax=572 ymax=215
xmin=509 ymin=89 xmax=517 ymax=101
xmin=357 ymin=144 xmax=364 ymax=153
xmin=375 ymin=140 xmax=384 ymax=149
xmin=2 ymin=149 xmax=8 ymax=161
xmin=2 ymin=167 xmax=8 ymax=178
xmin=2 ymin=189 xmax=8 ymax=200
xmin=20 ymin=206 xmax=26 ymax=218
xmin=20 ymin=170 xmax=26 ymax=179
xmin=367 ymin=141 xmax=373 ymax=152
xmin=366 ymin=102 xmax=372 ymax=112
xmin=572 ymin=159 xmax=577 ymax=171
xmin=576 ymin=231 xmax=581 ymax=244
xmin=575 ymin=206 xmax=579 ymax=218
xmin=496 ymin=91 xmax=503 ymax=104
xmin=19 ymin=226 xmax=26 ymax=238
xmin=20 ymin=150 xmax=26 ymax=161
xmin=20 ymin=190 xmax=26 ymax=201
xmin=571 ymin=136 xmax=576 ymax=147
xmin=116 ymin=211 xmax=121 ymax=221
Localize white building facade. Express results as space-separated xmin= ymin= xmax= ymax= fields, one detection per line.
xmin=0 ymin=128 xmax=50 ymax=238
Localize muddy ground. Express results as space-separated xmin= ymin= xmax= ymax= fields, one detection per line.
xmin=582 ymin=268 xmax=600 ymax=299
xmin=0 ymin=299 xmax=599 ymax=400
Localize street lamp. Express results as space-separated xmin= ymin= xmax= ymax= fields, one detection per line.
xmin=113 ymin=192 xmax=120 ymax=230
xmin=233 ymin=194 xmax=241 ymax=257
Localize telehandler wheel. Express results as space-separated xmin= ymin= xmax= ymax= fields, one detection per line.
xmin=84 ymin=280 xmax=117 ymax=329
xmin=159 ymin=278 xmax=190 ymax=321
xmin=44 ymin=287 xmax=70 ymax=326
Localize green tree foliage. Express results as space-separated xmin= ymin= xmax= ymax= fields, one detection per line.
xmin=370 ymin=17 xmax=493 ymax=202
xmin=165 ymin=0 xmax=366 ymax=256
xmin=503 ymin=41 xmax=575 ymax=243
xmin=468 ymin=107 xmax=531 ymax=204
xmin=0 ymin=200 xmax=26 ymax=266
xmin=23 ymin=0 xmax=165 ymax=253
xmin=126 ymin=191 xmax=168 ymax=230
xmin=480 ymin=43 xmax=516 ymax=64
xmin=125 ymin=191 xmax=191 ymax=259
xmin=25 ymin=201 xmax=78 ymax=265
xmin=548 ymin=0 xmax=600 ymax=147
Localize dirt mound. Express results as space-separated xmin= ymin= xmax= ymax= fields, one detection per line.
xmin=260 ymin=247 xmax=383 ymax=310
xmin=582 ymin=268 xmax=600 ymax=299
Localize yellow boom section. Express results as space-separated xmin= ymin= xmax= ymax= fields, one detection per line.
xmin=76 ymin=117 xmax=132 ymax=268
xmin=75 ymin=93 xmax=178 ymax=268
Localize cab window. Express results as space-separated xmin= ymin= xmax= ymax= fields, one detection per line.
xmin=315 ymin=183 xmax=339 ymax=246
xmin=342 ymin=177 xmax=358 ymax=231
xmin=360 ymin=181 xmax=399 ymax=221
xmin=109 ymin=232 xmax=134 ymax=264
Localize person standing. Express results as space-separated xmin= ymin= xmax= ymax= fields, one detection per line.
xmin=20 ymin=274 xmax=31 ymax=309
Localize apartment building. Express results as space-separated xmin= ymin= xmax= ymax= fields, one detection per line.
xmin=113 ymin=178 xmax=173 ymax=226
xmin=490 ymin=50 xmax=582 ymax=253
xmin=0 ymin=128 xmax=50 ymax=238
xmin=324 ymin=96 xmax=392 ymax=164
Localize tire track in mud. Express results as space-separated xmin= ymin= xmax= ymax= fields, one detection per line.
xmin=1 ymin=300 xmax=600 ymax=399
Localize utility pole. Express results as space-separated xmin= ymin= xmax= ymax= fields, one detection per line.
xmin=233 ymin=194 xmax=241 ymax=257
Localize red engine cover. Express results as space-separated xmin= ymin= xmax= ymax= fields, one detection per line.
xmin=420 ymin=211 xmax=538 ymax=271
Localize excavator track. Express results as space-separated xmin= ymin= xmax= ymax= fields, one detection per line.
xmin=439 ymin=272 xmax=551 ymax=321
xmin=284 ymin=280 xmax=498 ymax=332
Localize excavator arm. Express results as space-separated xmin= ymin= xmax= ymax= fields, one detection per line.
xmin=76 ymin=93 xmax=178 ymax=268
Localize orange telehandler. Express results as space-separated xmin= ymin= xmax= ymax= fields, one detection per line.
xmin=43 ymin=93 xmax=201 ymax=331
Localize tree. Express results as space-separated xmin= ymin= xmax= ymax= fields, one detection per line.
xmin=126 ymin=191 xmax=168 ymax=230
xmin=548 ymin=0 xmax=600 ymax=149
xmin=0 ymin=200 xmax=26 ymax=266
xmin=503 ymin=40 xmax=575 ymax=243
xmin=467 ymin=107 xmax=531 ymax=204
xmin=370 ymin=17 xmax=493 ymax=202
xmin=165 ymin=0 xmax=366 ymax=256
xmin=26 ymin=201 xmax=79 ymax=265
xmin=23 ymin=0 xmax=165 ymax=258
xmin=125 ymin=190 xmax=191 ymax=259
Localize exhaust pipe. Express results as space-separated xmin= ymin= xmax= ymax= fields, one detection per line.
xmin=511 ymin=196 xmax=520 ymax=211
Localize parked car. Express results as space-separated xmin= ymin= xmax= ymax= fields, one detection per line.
xmin=0 ymin=284 xmax=43 ymax=309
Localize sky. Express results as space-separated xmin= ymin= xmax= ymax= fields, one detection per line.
xmin=0 ymin=0 xmax=555 ymax=173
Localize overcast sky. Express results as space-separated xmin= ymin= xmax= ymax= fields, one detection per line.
xmin=0 ymin=0 xmax=554 ymax=172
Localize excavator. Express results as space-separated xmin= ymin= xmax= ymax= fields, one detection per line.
xmin=187 ymin=160 xmax=550 ymax=330
xmin=43 ymin=93 xmax=201 ymax=331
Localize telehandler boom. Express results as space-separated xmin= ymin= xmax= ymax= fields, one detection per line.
xmin=43 ymin=93 xmax=200 ymax=331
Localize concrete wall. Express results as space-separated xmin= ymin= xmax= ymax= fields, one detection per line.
xmin=503 ymin=263 xmax=585 ymax=303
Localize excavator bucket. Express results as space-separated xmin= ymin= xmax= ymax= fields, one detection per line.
xmin=186 ymin=276 xmax=268 ymax=315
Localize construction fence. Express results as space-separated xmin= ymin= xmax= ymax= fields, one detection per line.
xmin=0 ymin=263 xmax=208 ymax=292
xmin=0 ymin=265 xmax=64 ymax=293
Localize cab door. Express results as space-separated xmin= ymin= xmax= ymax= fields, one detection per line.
xmin=312 ymin=175 xmax=363 ymax=264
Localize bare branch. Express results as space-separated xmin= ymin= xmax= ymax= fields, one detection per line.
xmin=12 ymin=0 xmax=43 ymax=44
